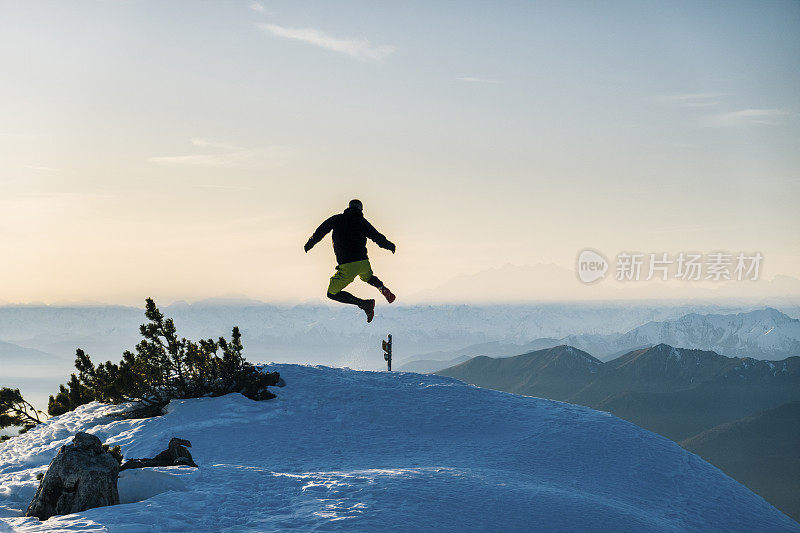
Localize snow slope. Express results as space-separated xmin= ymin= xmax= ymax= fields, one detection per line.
xmin=1 ymin=365 xmax=797 ymax=532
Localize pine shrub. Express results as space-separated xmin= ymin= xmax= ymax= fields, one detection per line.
xmin=48 ymin=298 xmax=280 ymax=416
xmin=1 ymin=387 xmax=44 ymax=434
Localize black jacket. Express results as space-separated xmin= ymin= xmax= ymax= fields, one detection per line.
xmin=305 ymin=207 xmax=395 ymax=265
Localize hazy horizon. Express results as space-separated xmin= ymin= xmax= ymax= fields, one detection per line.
xmin=2 ymin=261 xmax=800 ymax=307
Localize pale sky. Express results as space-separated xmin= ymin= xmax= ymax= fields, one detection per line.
xmin=1 ymin=1 xmax=798 ymax=305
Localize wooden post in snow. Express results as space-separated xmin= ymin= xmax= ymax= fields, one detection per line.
xmin=382 ymin=334 xmax=392 ymax=371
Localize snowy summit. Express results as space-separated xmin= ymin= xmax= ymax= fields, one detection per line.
xmin=1 ymin=364 xmax=797 ymax=532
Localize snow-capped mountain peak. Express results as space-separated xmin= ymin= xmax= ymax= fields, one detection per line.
xmin=617 ymin=308 xmax=800 ymax=360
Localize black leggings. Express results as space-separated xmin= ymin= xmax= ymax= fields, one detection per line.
xmin=365 ymin=275 xmax=384 ymax=289
xmin=327 ymin=290 xmax=363 ymax=306
xmin=327 ymin=276 xmax=384 ymax=306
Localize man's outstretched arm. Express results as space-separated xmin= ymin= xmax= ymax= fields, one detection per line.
xmin=364 ymin=219 xmax=396 ymax=253
xmin=304 ymin=216 xmax=336 ymax=252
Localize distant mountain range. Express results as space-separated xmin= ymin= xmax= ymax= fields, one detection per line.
xmin=404 ymin=307 xmax=800 ymax=372
xmin=0 ymin=339 xmax=63 ymax=365
xmin=396 ymin=355 xmax=473 ymax=374
xmin=436 ymin=343 xmax=800 ymax=522
xmin=559 ymin=307 xmax=800 ymax=361
xmin=8 ymin=301 xmax=786 ymax=413
xmin=0 ymin=302 xmax=752 ymax=369
xmin=395 ymin=341 xmax=532 ymax=373
xmin=437 ymin=343 xmax=800 ymax=440
xmin=0 ymin=341 xmax=69 ymax=409
xmin=682 ymin=401 xmax=800 ymax=522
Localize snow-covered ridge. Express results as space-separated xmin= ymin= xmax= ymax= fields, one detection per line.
xmin=619 ymin=307 xmax=800 ymax=360
xmin=1 ymin=364 xmax=797 ymax=532
xmin=405 ymin=307 xmax=800 ymax=373
xmin=532 ymin=307 xmax=800 ymax=361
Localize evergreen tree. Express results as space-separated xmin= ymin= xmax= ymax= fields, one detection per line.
xmin=48 ymin=298 xmax=280 ymax=416
xmin=1 ymin=387 xmax=45 ymax=434
xmin=47 ymin=373 xmax=91 ymax=416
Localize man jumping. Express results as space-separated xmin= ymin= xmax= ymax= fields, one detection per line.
xmin=304 ymin=199 xmax=396 ymax=323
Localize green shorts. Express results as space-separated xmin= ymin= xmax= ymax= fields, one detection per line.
xmin=328 ymin=259 xmax=373 ymax=294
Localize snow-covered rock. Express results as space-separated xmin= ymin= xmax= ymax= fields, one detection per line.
xmin=24 ymin=432 xmax=119 ymax=521
xmin=1 ymin=364 xmax=797 ymax=531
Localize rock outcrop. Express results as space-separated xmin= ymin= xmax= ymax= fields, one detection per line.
xmin=120 ymin=437 xmax=197 ymax=470
xmin=26 ymin=432 xmax=120 ymax=521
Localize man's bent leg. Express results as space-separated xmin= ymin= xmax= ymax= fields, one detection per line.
xmin=356 ymin=261 xmax=385 ymax=290
xmin=328 ymin=291 xmax=375 ymax=323
xmin=355 ymin=260 xmax=393 ymax=304
xmin=365 ymin=275 xmax=384 ymax=289
xmin=327 ymin=262 xmax=375 ymax=321
xmin=327 ymin=290 xmax=364 ymax=306
xmin=365 ymin=275 xmax=396 ymax=304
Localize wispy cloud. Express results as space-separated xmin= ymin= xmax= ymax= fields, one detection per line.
xmin=149 ymin=138 xmax=296 ymax=168
xmin=653 ymin=94 xmax=791 ymax=127
xmin=149 ymin=154 xmax=234 ymax=167
xmin=248 ymin=1 xmax=265 ymax=13
xmin=457 ymin=77 xmax=502 ymax=84
xmin=707 ymin=108 xmax=789 ymax=127
xmin=654 ymin=93 xmax=724 ymax=107
xmin=188 ymin=138 xmax=243 ymax=151
xmin=257 ymin=23 xmax=396 ymax=62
